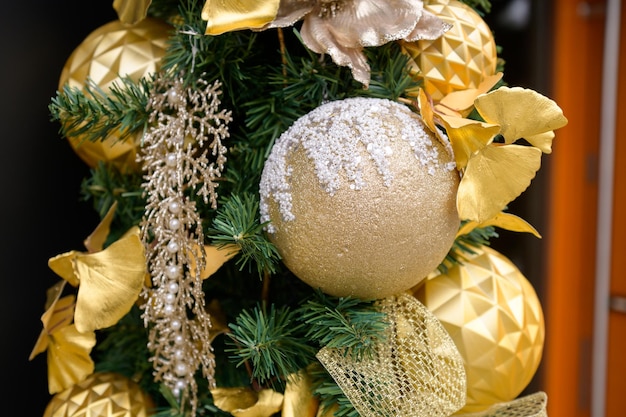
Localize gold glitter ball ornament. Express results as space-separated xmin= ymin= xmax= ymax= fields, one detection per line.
xmin=412 ymin=245 xmax=545 ymax=413
xmin=43 ymin=372 xmax=154 ymax=417
xmin=58 ymin=17 xmax=171 ymax=172
xmin=400 ymin=0 xmax=498 ymax=101
xmin=259 ymin=97 xmax=460 ymax=299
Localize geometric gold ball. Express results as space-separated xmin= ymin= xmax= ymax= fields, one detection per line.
xmin=43 ymin=372 xmax=154 ymax=417
xmin=260 ymin=97 xmax=460 ymax=299
xmin=412 ymin=245 xmax=545 ymax=413
xmin=400 ymin=0 xmax=498 ymax=101
xmin=58 ymin=18 xmax=171 ymax=172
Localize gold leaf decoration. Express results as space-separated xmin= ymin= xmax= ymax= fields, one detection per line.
xmin=202 ymin=0 xmax=281 ymax=35
xmin=457 ymin=145 xmax=542 ymax=222
xmin=73 ymin=227 xmax=146 ymax=333
xmin=474 ymin=86 xmax=569 ymax=145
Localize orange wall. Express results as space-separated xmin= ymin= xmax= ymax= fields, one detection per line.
xmin=544 ymin=1 xmax=604 ymax=416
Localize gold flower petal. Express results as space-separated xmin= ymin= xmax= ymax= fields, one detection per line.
xmin=439 ymin=114 xmax=499 ymax=170
xmin=202 ymin=0 xmax=281 ymax=35
xmin=282 ymin=371 xmax=319 ymax=417
xmin=300 ymin=16 xmax=371 ymax=86
xmin=188 ymin=244 xmax=240 ymax=279
xmin=48 ymin=251 xmax=81 ymax=287
xmin=417 ymin=88 xmax=437 ymax=133
xmin=47 ymin=325 xmax=96 ymax=394
xmin=437 ymin=72 xmax=503 ymax=117
xmin=73 ymin=227 xmax=146 ymax=333
xmin=84 ymin=201 xmax=118 ymax=253
xmin=404 ymin=9 xmax=452 ymax=41
xmin=457 ymin=144 xmax=542 ymax=222
xmin=457 ymin=211 xmax=541 ymax=238
xmin=211 ymin=387 xmax=284 ymax=417
xmin=474 ymin=86 xmax=568 ymax=143
xmin=525 ymin=130 xmax=556 ymax=154
xmin=29 ymin=293 xmax=75 ymax=361
xmin=113 ymin=0 xmax=152 ymax=24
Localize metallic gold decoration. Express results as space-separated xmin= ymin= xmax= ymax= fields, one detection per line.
xmin=412 ymin=245 xmax=545 ymax=413
xmin=47 ymin=227 xmax=146 ymax=334
xmin=455 ymin=87 xmax=567 ymax=222
xmin=401 ymin=0 xmax=498 ymax=102
xmin=43 ymin=372 xmax=154 ymax=417
xmin=457 ymin=391 xmax=548 ymax=417
xmin=202 ymin=0 xmax=281 ymax=35
xmin=58 ymin=17 xmax=170 ymax=171
xmin=457 ymin=211 xmax=541 ymax=239
xmin=211 ymin=387 xmax=284 ymax=417
xmin=418 ymin=85 xmax=567 ymax=224
xmin=113 ymin=0 xmax=152 ymax=24
xmin=282 ymin=370 xmax=319 ymax=417
xmin=29 ymin=283 xmax=97 ymax=395
xmin=260 ymin=97 xmax=459 ymax=299
xmin=138 ymin=74 xmax=231 ymax=415
xmin=317 ymin=293 xmax=466 ymax=417
xmin=244 ymin=0 xmax=451 ymax=87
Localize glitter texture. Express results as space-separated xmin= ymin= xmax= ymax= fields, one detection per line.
xmin=138 ymin=74 xmax=231 ymax=414
xmin=259 ymin=97 xmax=460 ymax=299
xmin=317 ymin=294 xmax=466 ymax=417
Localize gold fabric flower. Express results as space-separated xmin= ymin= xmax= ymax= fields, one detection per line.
xmin=203 ymin=0 xmax=451 ymax=87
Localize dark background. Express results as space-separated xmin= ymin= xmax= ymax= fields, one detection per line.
xmin=3 ymin=1 xmax=552 ymax=415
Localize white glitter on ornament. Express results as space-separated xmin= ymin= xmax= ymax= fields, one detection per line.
xmin=259 ymin=97 xmax=454 ymax=233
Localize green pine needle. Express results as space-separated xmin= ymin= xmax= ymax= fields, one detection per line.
xmin=207 ymin=192 xmax=282 ymax=277
xmin=297 ymin=290 xmax=389 ymax=362
xmin=49 ymin=75 xmax=152 ymax=143
xmin=225 ymin=303 xmax=316 ymax=390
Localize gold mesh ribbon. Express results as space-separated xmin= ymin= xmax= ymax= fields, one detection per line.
xmin=457 ymin=391 xmax=548 ymax=417
xmin=316 ymin=293 xmax=466 ymax=417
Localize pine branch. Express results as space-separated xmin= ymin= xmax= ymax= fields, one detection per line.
xmin=80 ymin=162 xmax=146 ymax=244
xmin=49 ymin=76 xmax=152 ymax=143
xmin=438 ymin=222 xmax=498 ymax=273
xmin=297 ymin=290 xmax=389 ymax=362
xmin=308 ymin=363 xmax=360 ymax=417
xmin=225 ymin=303 xmax=316 ymax=390
xmin=207 ymin=192 xmax=282 ymax=277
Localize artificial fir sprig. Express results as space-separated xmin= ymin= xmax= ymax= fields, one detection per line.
xmin=438 ymin=223 xmax=499 ymax=274
xmin=207 ymin=192 xmax=281 ymax=277
xmin=225 ymin=303 xmax=316 ymax=390
xmin=49 ymin=75 xmax=153 ymax=143
xmin=297 ymin=290 xmax=389 ymax=362
xmin=80 ymin=162 xmax=146 ymax=243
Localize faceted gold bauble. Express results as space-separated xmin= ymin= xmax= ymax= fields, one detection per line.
xmin=400 ymin=0 xmax=498 ymax=101
xmin=259 ymin=97 xmax=460 ymax=299
xmin=412 ymin=245 xmax=545 ymax=413
xmin=59 ymin=18 xmax=170 ymax=171
xmin=43 ymin=372 xmax=154 ymax=417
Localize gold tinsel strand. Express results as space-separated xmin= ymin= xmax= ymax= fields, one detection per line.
xmin=138 ymin=74 xmax=231 ymax=414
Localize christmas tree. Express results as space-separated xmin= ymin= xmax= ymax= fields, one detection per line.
xmin=30 ymin=1 xmax=567 ymax=416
